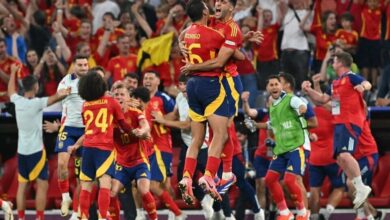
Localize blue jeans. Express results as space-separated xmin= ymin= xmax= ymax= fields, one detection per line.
xmin=240 ymin=73 xmax=258 ymax=107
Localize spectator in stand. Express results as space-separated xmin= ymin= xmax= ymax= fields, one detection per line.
xmin=256 ymin=4 xmax=285 ymax=90
xmin=0 ymin=38 xmax=22 ymax=103
xmin=375 ymin=65 xmax=390 ymax=106
xmin=355 ymin=0 xmax=388 ymax=87
xmin=122 ymin=22 xmax=140 ymax=54
xmin=383 ymin=1 xmax=390 ymax=67
xmin=19 ymin=49 xmax=39 ymax=80
xmin=105 ymin=35 xmax=138 ymax=84
xmin=130 ymin=0 xmax=158 ymax=39
xmin=151 ymin=4 xmax=170 ymax=37
xmin=94 ymin=12 xmax=124 ymax=57
xmin=237 ymin=24 xmax=258 ymax=107
xmin=318 ymin=44 xmax=360 ymax=84
xmin=232 ymin=0 xmax=257 ymax=22
xmin=0 ymin=14 xmax=27 ymax=64
xmin=33 ymin=47 xmax=67 ymax=96
xmin=335 ymin=12 xmax=359 ymax=55
xmin=161 ymin=1 xmax=188 ymax=36
xmin=92 ymin=0 xmax=120 ymax=34
xmin=26 ymin=5 xmax=52 ymax=57
xmin=300 ymin=9 xmax=338 ymax=74
xmin=280 ymin=0 xmax=311 ymax=90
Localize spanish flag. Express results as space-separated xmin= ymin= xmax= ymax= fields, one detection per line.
xmin=137 ymin=32 xmax=174 ymax=71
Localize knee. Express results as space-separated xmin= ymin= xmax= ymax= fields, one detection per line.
xmin=336 ymin=153 xmax=351 ymax=165
xmin=283 ymin=172 xmax=298 ymax=187
xmin=264 ymin=171 xmax=279 ymax=187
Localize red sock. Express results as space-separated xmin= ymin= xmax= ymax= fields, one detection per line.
xmin=159 ymin=191 xmax=181 ymax=216
xmin=142 ymin=192 xmax=157 ymax=220
xmin=183 ymin=157 xmax=197 ymax=178
xmin=36 ymin=210 xmax=44 ymax=220
xmin=72 ymin=188 xmax=79 ymax=212
xmin=90 ymin=185 xmax=98 ymax=204
xmin=109 ymin=196 xmax=120 ymax=220
xmin=284 ymin=172 xmax=305 ymax=209
xmin=221 ymin=130 xmax=234 ymax=173
xmin=205 ymin=156 xmax=221 ymax=177
xmin=58 ymin=179 xmax=69 ymax=194
xmin=265 ymin=170 xmax=287 ymax=210
xmin=18 ymin=210 xmax=25 ymax=219
xmin=79 ymin=190 xmax=91 ymax=219
xmin=98 ymin=188 xmax=110 ymax=218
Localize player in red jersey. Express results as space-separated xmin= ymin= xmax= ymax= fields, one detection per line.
xmin=180 ymin=0 xmax=263 ymax=202
xmin=349 ymin=118 xmax=381 ymax=220
xmin=302 ymin=51 xmax=372 ymax=209
xmin=68 ymin=71 xmax=133 ymax=219
xmin=308 ymin=105 xmax=344 ymax=220
xmin=110 ymin=85 xmax=157 ymax=220
xmin=143 ymin=71 xmax=185 ymax=219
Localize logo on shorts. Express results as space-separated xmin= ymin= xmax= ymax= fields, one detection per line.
xmin=58 ymin=142 xmax=63 ymax=149
xmin=287 ymin=165 xmax=293 ymax=171
xmin=272 ymin=155 xmax=277 ymax=160
xmin=341 ymin=146 xmax=347 ymax=151
xmin=141 ymin=172 xmax=147 ymax=177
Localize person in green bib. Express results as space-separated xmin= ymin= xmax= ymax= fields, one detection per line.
xmin=263 ymin=75 xmax=310 ymax=220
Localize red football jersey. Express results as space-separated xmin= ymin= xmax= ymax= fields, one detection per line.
xmin=310 ymin=25 xmax=337 ymax=61
xmin=184 ymin=23 xmax=225 ymax=77
xmin=309 ymin=106 xmax=336 ymax=166
xmin=335 ymin=29 xmax=359 ymax=47
xmin=106 ymin=54 xmax=138 ymax=83
xmin=256 ymin=23 xmax=280 ymax=62
xmin=82 ymin=96 xmax=125 ymax=151
xmin=354 ymin=119 xmax=378 ymax=160
xmin=360 ymin=6 xmax=382 ymax=40
xmin=209 ymin=17 xmax=243 ymax=76
xmin=114 ymin=107 xmax=149 ymax=167
xmin=144 ymin=92 xmax=175 ymax=153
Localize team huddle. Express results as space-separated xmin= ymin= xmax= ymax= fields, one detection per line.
xmin=0 ymin=0 xmax=380 ymax=219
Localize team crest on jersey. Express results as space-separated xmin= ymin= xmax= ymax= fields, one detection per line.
xmin=152 ymin=101 xmax=159 ymax=110
xmin=114 ymin=63 xmax=120 ymax=68
xmin=341 ymin=78 xmax=346 ymax=85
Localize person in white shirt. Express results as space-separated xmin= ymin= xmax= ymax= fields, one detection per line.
xmin=54 ymin=55 xmax=89 ymax=218
xmin=8 ymin=63 xmax=69 ymax=220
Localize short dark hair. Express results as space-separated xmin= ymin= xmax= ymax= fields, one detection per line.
xmin=131 ymin=86 xmax=150 ymax=103
xmin=266 ymin=75 xmax=280 ymax=85
xmin=278 ymin=72 xmax=295 ymax=90
xmin=22 ymin=75 xmax=38 ymax=92
xmin=143 ymin=70 xmax=160 ymax=79
xmin=73 ymin=54 xmax=89 ymax=63
xmin=103 ymin=12 xmax=116 ymax=20
xmin=76 ymin=42 xmax=89 ymax=53
xmin=340 ymin=12 xmax=354 ymax=23
xmin=90 ymin=66 xmax=105 ymax=73
xmin=229 ymin=0 xmax=237 ymax=7
xmin=186 ymin=0 xmax=205 ymax=22
xmin=178 ymin=74 xmax=188 ymax=83
xmin=124 ymin=73 xmax=139 ymax=81
xmin=334 ymin=51 xmax=353 ymax=68
xmin=78 ymin=70 xmax=107 ymax=101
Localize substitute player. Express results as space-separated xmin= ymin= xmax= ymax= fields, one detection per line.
xmin=8 ymin=64 xmax=70 ymax=220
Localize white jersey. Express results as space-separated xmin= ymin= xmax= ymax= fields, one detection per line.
xmin=176 ymin=92 xmax=208 ymax=149
xmin=11 ymin=94 xmax=48 ymax=155
xmin=57 ymin=74 xmax=84 ymax=128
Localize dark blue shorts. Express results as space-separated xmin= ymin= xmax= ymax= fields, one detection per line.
xmin=80 ymin=147 xmax=115 ymax=181
xmin=269 ymin=148 xmax=309 ymax=176
xmin=309 ymin=163 xmax=343 ymax=188
xmin=18 ymin=150 xmax=48 ymax=182
xmin=114 ymin=162 xmax=151 ymax=187
xmin=333 ymin=123 xmax=362 ymax=158
xmin=357 ymin=153 xmax=378 ymax=186
xmin=253 ymin=156 xmax=271 ymax=178
xmin=149 ymin=149 xmax=172 ymax=182
xmin=186 ymin=75 xmax=241 ymax=122
xmin=55 ymin=126 xmax=84 ymax=157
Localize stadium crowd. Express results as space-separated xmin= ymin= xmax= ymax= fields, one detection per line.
xmin=0 ymin=0 xmax=390 ymax=220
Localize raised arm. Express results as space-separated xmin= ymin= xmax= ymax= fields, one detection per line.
xmin=241 ymin=91 xmax=259 ymax=118
xmin=301 ymin=81 xmax=331 ymax=104
xmin=7 ymin=63 xmax=19 ymax=96
xmin=131 ymin=1 xmax=153 ymax=38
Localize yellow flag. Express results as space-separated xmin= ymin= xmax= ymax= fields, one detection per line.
xmin=137 ymin=32 xmax=174 ymax=71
